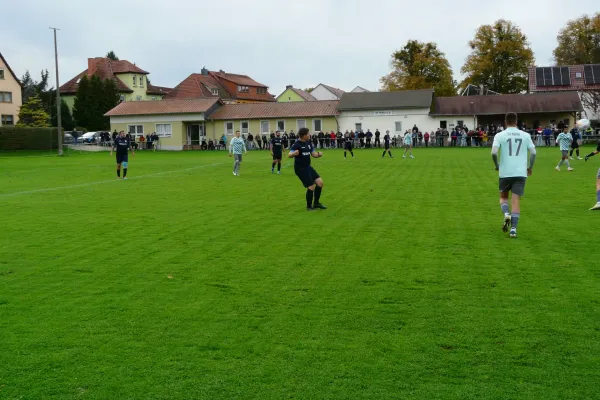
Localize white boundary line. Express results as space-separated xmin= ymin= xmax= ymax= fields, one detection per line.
xmin=0 ymin=162 xmax=223 ymax=198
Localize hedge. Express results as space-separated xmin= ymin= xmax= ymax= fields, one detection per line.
xmin=0 ymin=127 xmax=59 ymax=150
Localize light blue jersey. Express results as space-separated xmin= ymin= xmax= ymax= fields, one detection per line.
xmin=556 ymin=132 xmax=572 ymax=151
xmin=492 ymin=127 xmax=535 ymax=178
xmin=403 ymin=135 xmax=412 ymax=146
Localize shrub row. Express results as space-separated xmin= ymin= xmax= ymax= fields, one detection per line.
xmin=0 ymin=127 xmax=59 ymax=150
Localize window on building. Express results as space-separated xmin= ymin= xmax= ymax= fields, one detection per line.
xmin=277 ymin=120 xmax=285 ymax=132
xmin=139 ymin=76 xmax=144 ymax=87
xmin=119 ymin=95 xmax=125 ymax=102
xmin=355 ymin=123 xmax=362 ymax=132
xmin=211 ymin=88 xmax=219 ymax=95
xmin=313 ymin=119 xmax=322 ymax=132
xmin=257 ymin=87 xmax=267 ymax=95
xmin=133 ymin=75 xmax=137 ymax=87
xmin=440 ymin=120 xmax=447 ymax=129
xmin=576 ymin=72 xmax=582 ymax=79
xmin=0 ymin=69 xmax=5 ymax=79
xmin=241 ymin=121 xmax=249 ymax=133
xmin=297 ymin=120 xmax=306 ymax=130
xmin=457 ymin=120 xmax=464 ymax=127
xmin=151 ymin=96 xmax=157 ymax=100
xmin=238 ymin=85 xmax=249 ymax=93
xmin=136 ymin=96 xmax=142 ymax=101
xmin=225 ymin=121 xmax=234 ymax=134
xmin=1 ymin=115 xmax=14 ymax=125
xmin=128 ymin=125 xmax=144 ymax=135
xmin=395 ymin=121 xmax=402 ymax=132
xmin=260 ymin=120 xmax=269 ymax=133
xmin=0 ymin=92 xmax=12 ymax=103
xmin=156 ymin=124 xmax=172 ymax=138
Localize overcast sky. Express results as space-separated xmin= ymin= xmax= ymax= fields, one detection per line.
xmin=1 ymin=0 xmax=596 ymax=96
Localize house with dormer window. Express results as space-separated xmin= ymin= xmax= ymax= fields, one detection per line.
xmin=0 ymin=52 xmax=23 ymax=126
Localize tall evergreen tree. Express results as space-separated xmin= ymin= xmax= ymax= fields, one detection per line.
xmin=106 ymin=51 xmax=119 ymax=61
xmin=51 ymin=98 xmax=74 ymax=131
xmin=17 ymin=95 xmax=50 ymax=127
xmin=73 ymin=75 xmax=91 ymax=129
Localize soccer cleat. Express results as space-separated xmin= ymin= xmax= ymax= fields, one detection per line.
xmin=277 ymin=171 xmax=281 ymax=175
xmin=569 ymin=157 xmax=574 ymax=160
xmin=585 ymin=155 xmax=590 ymax=162
xmin=313 ymin=203 xmax=327 ymax=210
xmin=233 ymin=171 xmax=237 ymax=176
xmin=555 ymin=166 xmax=560 ymax=171
xmin=123 ymin=177 xmax=128 ymax=180
xmin=307 ymin=207 xmax=317 ymax=212
xmin=402 ymin=155 xmax=406 ymax=158
xmin=502 ymin=214 xmax=511 ymax=232
xmin=568 ymin=167 xmax=574 ymax=172
xmin=578 ymin=157 xmax=583 ymax=160
xmin=590 ymin=202 xmax=600 ymax=211
xmin=410 ymin=155 xmax=415 ymax=159
xmin=271 ymin=169 xmax=274 ymax=174
xmin=509 ymin=228 xmax=517 ymax=239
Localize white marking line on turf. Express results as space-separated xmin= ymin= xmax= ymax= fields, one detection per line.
xmin=0 ymin=163 xmax=223 ymax=198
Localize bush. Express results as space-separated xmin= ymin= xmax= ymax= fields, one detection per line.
xmin=0 ymin=127 xmax=59 ymax=150
xmin=74 ymin=126 xmax=88 ymax=133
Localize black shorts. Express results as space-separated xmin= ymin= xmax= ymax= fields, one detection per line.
xmin=499 ymin=177 xmax=526 ymax=196
xmin=272 ymin=153 xmax=282 ymax=160
xmin=116 ymin=153 xmax=128 ymax=164
xmin=295 ymin=166 xmax=320 ymax=188
xmin=344 ymin=143 xmax=353 ymax=150
xmin=384 ymin=143 xmax=390 ymax=149
xmin=571 ymin=142 xmax=579 ymax=149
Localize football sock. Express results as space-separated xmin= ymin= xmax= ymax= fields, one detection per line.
xmin=306 ymin=189 xmax=314 ymax=208
xmin=272 ymin=162 xmax=275 ymax=170
xmin=501 ymin=202 xmax=510 ymax=215
xmin=511 ymin=213 xmax=520 ymax=229
xmin=117 ymin=169 xmax=120 ymax=177
xmin=344 ymin=151 xmax=347 ymax=158
xmin=314 ymin=186 xmax=322 ymax=205
xmin=277 ymin=162 xmax=281 ymax=171
xmin=123 ymin=168 xmax=127 ymax=178
xmin=565 ymin=160 xmax=571 ymax=168
xmin=351 ymin=151 xmax=354 ymax=157
xmin=596 ymin=190 xmax=600 ymax=202
xmin=570 ymin=149 xmax=574 ymax=156
xmin=586 ymin=152 xmax=595 ymax=158
xmin=558 ymin=159 xmax=563 ymax=167
xmin=382 ymin=151 xmax=386 ymax=157
xmin=577 ymin=149 xmax=580 ymax=156
xmin=388 ymin=151 xmax=393 ymax=157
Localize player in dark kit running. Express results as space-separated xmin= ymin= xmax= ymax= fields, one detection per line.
xmin=111 ymin=131 xmax=135 ymax=179
xmin=381 ymin=130 xmax=393 ymax=158
xmin=344 ymin=134 xmax=354 ymax=159
xmin=270 ymin=131 xmax=284 ymax=174
xmin=584 ymin=140 xmax=600 ymax=210
xmin=289 ymin=127 xmax=326 ymax=211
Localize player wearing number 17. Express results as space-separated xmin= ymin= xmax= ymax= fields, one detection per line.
xmin=491 ymin=113 xmax=536 ymax=239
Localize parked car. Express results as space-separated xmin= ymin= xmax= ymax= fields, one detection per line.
xmin=80 ymin=132 xmax=100 ymax=143
xmin=63 ymin=133 xmax=74 ymax=144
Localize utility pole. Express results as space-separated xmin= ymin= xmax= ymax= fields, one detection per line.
xmin=50 ymin=27 xmax=63 ymax=155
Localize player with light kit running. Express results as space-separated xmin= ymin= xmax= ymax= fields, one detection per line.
xmin=491 ymin=112 xmax=536 ymax=238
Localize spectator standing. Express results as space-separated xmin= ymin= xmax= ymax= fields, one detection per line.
xmin=366 ymin=129 xmax=373 ymax=148
xmin=451 ymin=128 xmax=457 ymax=147
xmin=424 ymin=131 xmax=430 ymax=147
xmin=418 ymin=131 xmax=423 ymax=147
xmin=247 ymin=133 xmax=254 ymax=150
xmin=374 ymin=129 xmax=381 ymax=147
xmin=282 ymin=131 xmax=289 ymax=149
xmin=336 ymin=131 xmax=343 ymax=148
xmin=358 ymin=130 xmax=365 ymax=148
xmin=330 ymin=131 xmax=336 ymax=149
xmin=412 ymin=130 xmax=418 ymax=147
xmin=256 ymin=134 xmax=262 ymax=150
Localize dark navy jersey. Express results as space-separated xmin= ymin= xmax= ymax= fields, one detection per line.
xmin=596 ymin=141 xmax=600 ymax=152
xmin=271 ymin=137 xmax=283 ymax=153
xmin=344 ymin=136 xmax=353 ymax=144
xmin=291 ymin=140 xmax=314 ymax=168
xmin=114 ymin=137 xmax=131 ymax=155
xmin=384 ymin=134 xmax=390 ymax=143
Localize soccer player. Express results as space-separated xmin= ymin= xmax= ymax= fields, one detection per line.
xmin=584 ymin=141 xmax=600 ymax=210
xmin=289 ymin=127 xmax=326 ymax=211
xmin=229 ymin=130 xmax=247 ymax=176
xmin=344 ymin=134 xmax=354 ymax=159
xmin=491 ymin=112 xmax=536 ymax=238
xmin=381 ymin=130 xmax=393 ymax=158
xmin=555 ymin=126 xmax=574 ymax=171
xmin=270 ymin=131 xmax=284 ymax=174
xmin=402 ymin=132 xmax=414 ymax=158
xmin=569 ymin=127 xmax=582 ymax=160
xmin=110 ymin=131 xmax=135 ymax=180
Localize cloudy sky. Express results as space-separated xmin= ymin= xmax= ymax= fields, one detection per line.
xmin=1 ymin=0 xmax=596 ymax=96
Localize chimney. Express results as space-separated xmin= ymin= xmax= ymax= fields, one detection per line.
xmin=88 ymin=58 xmax=98 ymax=77
xmin=286 ymin=85 xmax=292 ymax=89
xmin=201 ymin=67 xmax=209 ymax=75
xmin=219 ymin=69 xmax=225 ymax=73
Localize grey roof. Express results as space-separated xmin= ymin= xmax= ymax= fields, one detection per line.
xmin=432 ymin=91 xmax=583 ymax=116
xmin=337 ymin=89 xmax=434 ymax=110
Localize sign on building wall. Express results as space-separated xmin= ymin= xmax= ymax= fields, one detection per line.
xmin=373 ymin=111 xmax=395 ymax=116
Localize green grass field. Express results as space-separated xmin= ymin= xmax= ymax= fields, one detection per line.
xmin=1 ymin=147 xmax=599 ymax=399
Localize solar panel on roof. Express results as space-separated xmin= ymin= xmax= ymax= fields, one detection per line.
xmin=552 ymin=67 xmax=562 ymax=85
xmin=543 ymin=68 xmax=553 ymax=86
xmin=584 ymin=65 xmax=595 ymax=84
xmin=593 ymin=66 xmax=600 ymax=84
xmin=561 ymin=67 xmax=571 ymax=85
xmin=535 ymin=68 xmax=545 ymax=86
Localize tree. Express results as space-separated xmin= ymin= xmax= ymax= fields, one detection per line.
xmin=17 ymin=95 xmax=50 ymax=127
xmin=553 ymin=13 xmax=600 ymax=65
xmin=50 ymin=99 xmax=74 ymax=131
xmin=72 ymin=75 xmax=120 ymax=131
xmin=380 ymin=40 xmax=456 ymax=96
xmin=302 ymin=87 xmax=314 ymax=93
xmin=106 ymin=51 xmax=119 ymax=61
xmin=460 ymin=20 xmax=535 ymax=94
xmin=21 ymin=69 xmax=52 ymax=106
